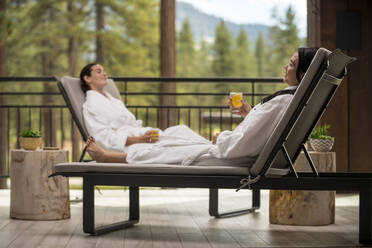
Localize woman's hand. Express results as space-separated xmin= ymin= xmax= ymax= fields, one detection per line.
xmin=143 ymin=130 xmax=159 ymax=143
xmin=228 ymin=96 xmax=252 ymax=117
xmin=126 ymin=130 xmax=158 ymax=145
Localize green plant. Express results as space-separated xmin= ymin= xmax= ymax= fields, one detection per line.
xmin=310 ymin=124 xmax=333 ymax=140
xmin=19 ymin=128 xmax=41 ymax=138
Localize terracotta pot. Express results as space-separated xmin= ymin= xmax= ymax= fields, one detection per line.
xmin=19 ymin=137 xmax=42 ymax=150
xmin=309 ymin=138 xmax=334 ymax=152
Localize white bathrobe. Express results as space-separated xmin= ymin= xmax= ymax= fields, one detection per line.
xmin=126 ymin=86 xmax=296 ymax=166
xmin=83 ymin=90 xmax=210 ymax=153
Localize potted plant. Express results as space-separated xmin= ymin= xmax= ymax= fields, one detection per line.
xmin=19 ymin=128 xmax=42 ymax=150
xmin=309 ymin=124 xmax=334 ymax=152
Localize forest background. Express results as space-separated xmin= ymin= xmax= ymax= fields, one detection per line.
xmin=1 ymin=0 xmax=304 ymax=101
xmin=0 ymin=0 xmax=304 ymax=164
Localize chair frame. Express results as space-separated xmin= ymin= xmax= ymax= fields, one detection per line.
xmin=55 ymin=170 xmax=372 ymax=243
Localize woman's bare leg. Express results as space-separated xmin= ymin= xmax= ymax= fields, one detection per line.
xmin=86 ymin=137 xmax=127 ymax=163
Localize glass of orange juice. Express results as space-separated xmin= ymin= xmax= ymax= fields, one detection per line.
xmin=230 ymin=92 xmax=243 ymax=108
xmin=149 ymin=130 xmax=159 ymax=141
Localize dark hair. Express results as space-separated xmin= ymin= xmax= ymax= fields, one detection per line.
xmin=296 ymin=47 xmax=319 ymax=82
xmin=80 ymin=63 xmax=97 ymax=93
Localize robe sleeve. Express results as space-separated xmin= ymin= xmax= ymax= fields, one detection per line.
xmin=83 ymin=104 xmax=129 ymax=153
xmin=209 ymin=95 xmax=292 ymax=159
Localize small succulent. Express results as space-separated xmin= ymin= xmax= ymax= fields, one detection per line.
xmin=310 ymin=124 xmax=333 ymax=140
xmin=20 ymin=128 xmax=41 ymax=138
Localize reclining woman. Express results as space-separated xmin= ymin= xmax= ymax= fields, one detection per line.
xmin=85 ymin=47 xmax=318 ymax=165
xmin=81 ymin=63 xmax=211 ymax=155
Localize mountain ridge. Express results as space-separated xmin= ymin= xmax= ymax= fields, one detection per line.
xmin=176 ymin=1 xmax=270 ymax=44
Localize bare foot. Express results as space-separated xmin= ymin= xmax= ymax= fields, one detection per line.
xmin=86 ymin=137 xmax=107 ymax=162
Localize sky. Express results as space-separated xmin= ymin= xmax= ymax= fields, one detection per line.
xmin=178 ymin=0 xmax=307 ymax=37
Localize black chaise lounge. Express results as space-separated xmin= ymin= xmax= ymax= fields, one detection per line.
xmin=52 ymin=48 xmax=371 ymax=244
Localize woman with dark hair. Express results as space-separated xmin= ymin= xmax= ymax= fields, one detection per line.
xmin=81 ymin=63 xmax=210 ymax=155
xmin=80 ymin=63 xmax=97 ymax=93
xmin=85 ymin=48 xmax=318 ymax=164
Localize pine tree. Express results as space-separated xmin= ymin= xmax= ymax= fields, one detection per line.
xmin=233 ymin=27 xmax=257 ymax=77
xmin=232 ymin=28 xmax=257 ymax=103
xmin=7 ymin=1 xmax=67 ymax=76
xmin=177 ymin=18 xmax=195 ymax=77
xmin=11 ymin=0 xmax=69 ymax=146
xmin=212 ymin=20 xmax=234 ymax=77
xmin=176 ymin=18 xmax=195 ymax=107
xmin=194 ymin=40 xmax=214 ymax=106
xmin=268 ymin=6 xmax=301 ymax=77
xmin=255 ymin=32 xmax=265 ymax=77
xmin=102 ymin=0 xmax=159 ymax=77
xmin=195 ymin=40 xmax=212 ymax=77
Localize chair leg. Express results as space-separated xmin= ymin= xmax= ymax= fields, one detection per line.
xmin=359 ymin=188 xmax=372 ymax=244
xmin=83 ymin=178 xmax=139 ymax=235
xmin=209 ymin=188 xmax=260 ymax=218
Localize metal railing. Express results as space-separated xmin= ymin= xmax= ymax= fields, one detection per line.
xmin=0 ymin=76 xmax=283 ymax=178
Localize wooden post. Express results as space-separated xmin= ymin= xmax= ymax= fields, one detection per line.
xmin=307 ymin=0 xmax=321 ymax=47
xmin=160 ymin=0 xmax=177 ymax=129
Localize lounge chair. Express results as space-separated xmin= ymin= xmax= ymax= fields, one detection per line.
xmin=55 ymin=74 xmax=259 ymax=217
xmin=52 ymin=49 xmax=371 ymax=244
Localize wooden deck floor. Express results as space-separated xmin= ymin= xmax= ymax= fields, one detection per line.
xmin=0 ymin=189 xmax=362 ymax=248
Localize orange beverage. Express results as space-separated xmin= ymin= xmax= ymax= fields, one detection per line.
xmin=230 ymin=92 xmax=243 ymax=108
xmin=149 ymin=130 xmax=159 ymax=141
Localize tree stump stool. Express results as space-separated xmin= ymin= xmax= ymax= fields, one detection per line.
xmin=270 ymin=152 xmax=336 ymax=225
xmin=10 ymin=149 xmax=70 ymax=220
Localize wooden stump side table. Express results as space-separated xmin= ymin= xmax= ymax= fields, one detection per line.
xmin=269 ymin=152 xmax=336 ymax=226
xmin=10 ymin=149 xmax=70 ymax=220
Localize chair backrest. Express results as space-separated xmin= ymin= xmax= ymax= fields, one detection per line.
xmin=55 ymin=76 xmax=121 ymax=141
xmin=250 ymin=48 xmax=356 ymax=177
